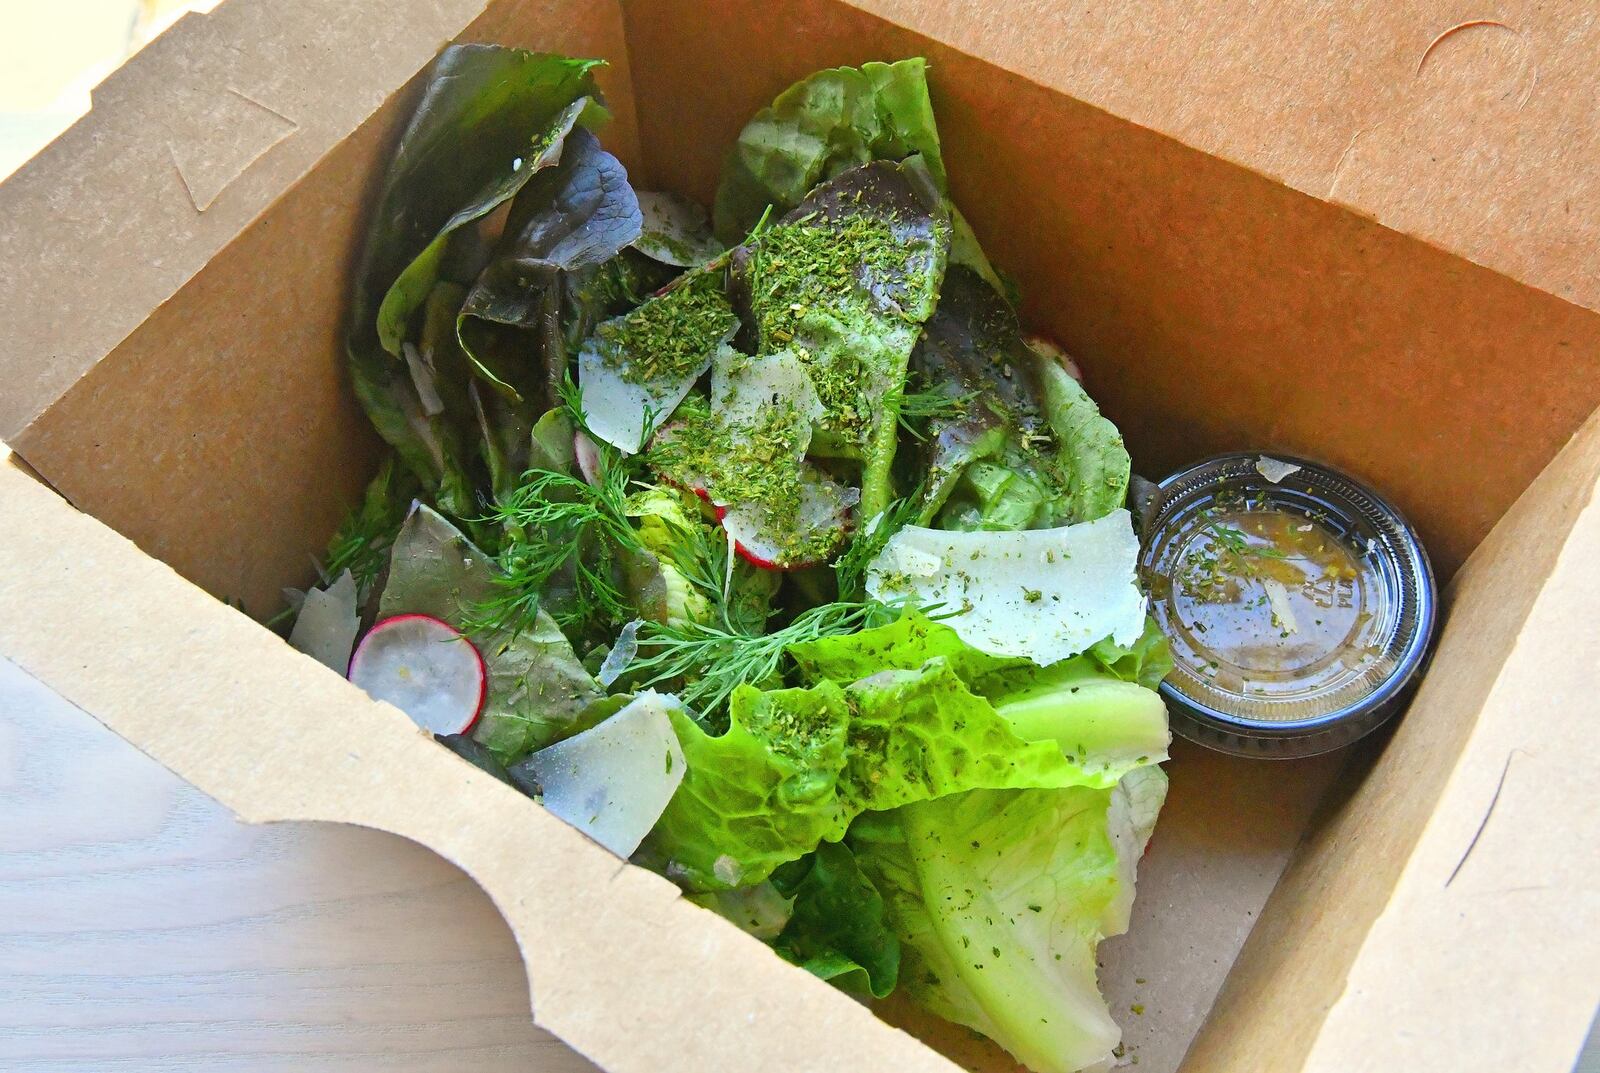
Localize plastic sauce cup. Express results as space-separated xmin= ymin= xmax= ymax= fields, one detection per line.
xmin=1138 ymin=453 xmax=1437 ymax=758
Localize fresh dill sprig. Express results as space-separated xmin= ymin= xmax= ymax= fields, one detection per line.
xmin=833 ymin=489 xmax=924 ymax=602
xmin=895 ymin=384 xmax=974 ymax=441
xmin=472 ymin=455 xmax=645 ymax=636
xmin=325 ymin=457 xmax=415 ymax=595
xmin=630 ymin=600 xmax=876 ymax=719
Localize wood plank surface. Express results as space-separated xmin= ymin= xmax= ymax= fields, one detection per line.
xmin=0 ymin=654 xmax=599 ymax=1073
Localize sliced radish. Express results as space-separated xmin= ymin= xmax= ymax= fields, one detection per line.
xmin=720 ymin=470 xmax=859 ymax=569
xmin=1023 ymin=333 xmax=1083 ymax=382
xmin=516 ymin=690 xmax=687 ymax=858
xmin=573 ymin=430 xmax=602 ymax=486
xmin=348 ymin=613 xmax=487 ymax=735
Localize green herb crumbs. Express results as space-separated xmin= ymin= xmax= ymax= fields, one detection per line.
xmin=602 ymin=271 xmax=737 ymax=385
xmin=743 ymin=214 xmax=916 ymax=445
xmin=649 ymin=385 xmax=844 ymax=565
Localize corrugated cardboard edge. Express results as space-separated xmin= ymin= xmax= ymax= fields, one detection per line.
xmin=0 ymin=455 xmax=958 ymax=1073
xmin=1184 ymin=409 xmax=1600 ymax=1073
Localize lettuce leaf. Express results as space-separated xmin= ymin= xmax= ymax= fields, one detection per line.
xmin=731 ymin=159 xmax=949 ymax=516
xmin=851 ymin=781 xmax=1153 ymax=1073
xmin=649 ymin=657 xmax=1095 ymax=891
xmin=714 ymin=57 xmax=1003 ymax=294
xmin=345 ymin=46 xmax=605 ymax=515
xmin=910 ymin=266 xmax=1131 ymax=530
xmin=714 ymin=58 xmax=944 ymax=242
xmin=457 ymin=126 xmax=643 ymax=409
xmin=772 ymin=840 xmax=900 ymax=997
xmin=793 ymin=612 xmax=1170 ymax=782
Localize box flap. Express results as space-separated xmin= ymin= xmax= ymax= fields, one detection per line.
xmin=0 ymin=454 xmax=959 ymax=1073
xmin=1302 ymin=417 xmax=1600 ymax=1072
xmin=841 ymin=0 xmax=1600 ymax=314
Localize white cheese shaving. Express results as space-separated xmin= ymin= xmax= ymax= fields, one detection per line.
xmin=578 ymin=340 xmax=714 ymax=454
xmin=526 ymin=690 xmax=686 ymax=857
xmin=710 ymin=346 xmax=824 ymax=428
xmin=866 ymin=509 xmax=1147 ymax=666
xmin=1261 ymin=578 xmax=1299 ymax=635
xmin=288 ymin=570 xmax=359 ymax=672
xmin=1254 ymin=456 xmax=1302 ymax=483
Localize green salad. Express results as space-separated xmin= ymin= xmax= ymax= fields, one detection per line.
xmin=288 ymin=45 xmax=1172 ymax=1073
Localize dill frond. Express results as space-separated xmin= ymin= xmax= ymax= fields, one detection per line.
xmin=630 ymin=600 xmax=876 ymax=721
xmin=471 ymin=451 xmax=646 ymax=636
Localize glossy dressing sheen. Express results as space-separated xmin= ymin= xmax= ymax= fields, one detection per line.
xmin=1150 ymin=499 xmax=1393 ymax=721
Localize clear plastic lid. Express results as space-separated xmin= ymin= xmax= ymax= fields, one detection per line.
xmin=1139 ymin=454 xmax=1436 ymax=757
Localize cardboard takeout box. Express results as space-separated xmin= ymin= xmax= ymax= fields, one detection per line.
xmin=2 ymin=1 xmax=1597 ymax=1070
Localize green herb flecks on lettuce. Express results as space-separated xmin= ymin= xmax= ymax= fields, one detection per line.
xmin=851 ymin=783 xmax=1142 ymax=1073
xmin=380 ymin=504 xmax=602 ymax=762
xmin=732 ymin=159 xmax=949 ymax=517
xmin=792 ymin=611 xmax=1170 ymax=782
xmin=714 ymin=58 xmax=944 ymax=241
xmin=1034 ymin=345 xmax=1131 ymax=526
xmin=578 ymin=270 xmax=740 ymax=453
xmin=714 ymin=57 xmax=1003 ymax=294
xmin=648 ymin=652 xmax=1123 ymax=891
xmin=651 ymin=681 xmax=853 ymax=889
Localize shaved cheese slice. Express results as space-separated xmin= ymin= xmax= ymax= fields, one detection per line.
xmin=1255 ymin=456 xmax=1302 ymax=483
xmin=288 ymin=570 xmax=359 ymax=672
xmin=710 ymin=346 xmax=824 ymax=428
xmin=866 ymin=510 xmax=1146 ymax=666
xmin=579 ymin=342 xmax=715 ymax=454
xmin=521 ymin=690 xmax=686 ymax=857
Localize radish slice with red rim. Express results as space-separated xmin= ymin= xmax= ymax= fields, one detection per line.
xmin=348 ymin=613 xmax=487 ymax=735
xmin=721 ymin=470 xmax=858 ymax=569
xmin=1023 ymin=333 xmax=1083 ymax=382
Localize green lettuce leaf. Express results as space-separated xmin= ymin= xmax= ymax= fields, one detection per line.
xmin=649 ymin=656 xmax=1096 ymax=891
xmin=714 ymin=57 xmax=1003 ymax=291
xmin=379 ymin=504 xmax=602 ymax=762
xmin=731 ymin=159 xmax=949 ymax=516
xmin=910 ymin=265 xmax=1132 ymax=530
xmin=792 ymin=611 xmax=1170 ymax=784
xmin=772 ymin=840 xmax=899 ymax=997
xmin=851 ymin=782 xmax=1149 ymax=1073
xmin=345 ymin=45 xmax=603 ymax=515
xmin=1035 ymin=348 xmax=1130 ymax=525
xmin=1088 ymin=615 xmax=1174 ymax=691
xmin=714 ymin=58 xmax=944 ymax=242
xmin=652 ymin=681 xmax=853 ymax=889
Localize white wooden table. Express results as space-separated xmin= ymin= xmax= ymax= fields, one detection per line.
xmin=0 ymin=655 xmax=598 ymax=1072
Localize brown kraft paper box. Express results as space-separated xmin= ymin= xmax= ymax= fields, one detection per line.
xmin=0 ymin=2 xmax=1596 ymax=1071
